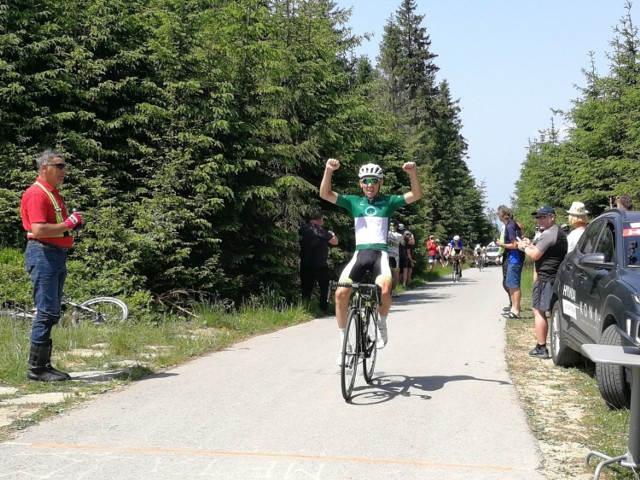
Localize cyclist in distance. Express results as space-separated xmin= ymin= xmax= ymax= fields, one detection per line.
xmin=320 ymin=159 xmax=422 ymax=358
xmin=473 ymin=243 xmax=483 ymax=267
xmin=449 ymin=235 xmax=464 ymax=277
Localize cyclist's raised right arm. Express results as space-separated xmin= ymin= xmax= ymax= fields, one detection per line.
xmin=320 ymin=158 xmax=340 ymax=204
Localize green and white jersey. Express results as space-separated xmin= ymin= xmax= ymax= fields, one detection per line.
xmin=336 ymin=194 xmax=407 ymax=251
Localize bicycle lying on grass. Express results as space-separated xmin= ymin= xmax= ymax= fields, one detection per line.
xmin=329 ymin=280 xmax=382 ymax=401
xmin=0 ymin=296 xmax=129 ymax=325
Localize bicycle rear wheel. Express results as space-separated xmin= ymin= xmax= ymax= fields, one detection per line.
xmin=72 ymin=297 xmax=129 ymax=326
xmin=341 ymin=308 xmax=359 ymax=401
xmin=362 ymin=308 xmax=377 ymax=384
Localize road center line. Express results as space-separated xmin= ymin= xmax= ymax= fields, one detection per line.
xmin=16 ymin=442 xmax=513 ymax=472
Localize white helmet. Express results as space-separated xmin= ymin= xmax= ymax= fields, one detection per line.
xmin=358 ymin=163 xmax=384 ymax=179
xmin=453 ymin=235 xmax=460 ymax=241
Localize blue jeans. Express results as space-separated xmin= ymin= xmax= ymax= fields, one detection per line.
xmin=25 ymin=241 xmax=67 ymax=344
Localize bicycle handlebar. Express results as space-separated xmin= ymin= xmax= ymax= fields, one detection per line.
xmin=327 ymin=280 xmax=382 ymax=306
xmin=332 ymin=281 xmax=379 ymax=290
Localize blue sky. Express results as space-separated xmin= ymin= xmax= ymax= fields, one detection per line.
xmin=335 ymin=0 xmax=633 ymax=210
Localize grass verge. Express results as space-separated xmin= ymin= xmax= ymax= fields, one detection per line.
xmin=0 ymin=297 xmax=313 ymax=441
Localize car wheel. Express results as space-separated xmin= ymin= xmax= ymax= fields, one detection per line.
xmin=549 ymin=301 xmax=581 ymax=367
xmin=596 ymin=324 xmax=631 ymax=409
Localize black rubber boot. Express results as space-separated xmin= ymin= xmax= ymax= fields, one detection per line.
xmin=27 ymin=343 xmax=70 ymax=382
xmin=44 ymin=341 xmax=71 ymax=381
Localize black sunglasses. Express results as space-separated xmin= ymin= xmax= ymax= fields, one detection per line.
xmin=535 ymin=215 xmax=549 ymax=220
xmin=46 ymin=163 xmax=67 ymax=170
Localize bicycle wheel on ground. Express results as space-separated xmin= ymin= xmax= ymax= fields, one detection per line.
xmin=452 ymin=263 xmax=459 ymax=283
xmin=341 ymin=308 xmax=359 ymax=401
xmin=362 ymin=308 xmax=377 ymax=384
xmin=71 ymin=297 xmax=129 ymax=326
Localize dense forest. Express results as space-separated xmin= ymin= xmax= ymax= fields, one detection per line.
xmin=514 ymin=2 xmax=639 ymax=234
xmin=0 ymin=0 xmax=496 ymax=307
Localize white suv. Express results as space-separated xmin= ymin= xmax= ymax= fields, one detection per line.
xmin=484 ymin=245 xmax=501 ymax=265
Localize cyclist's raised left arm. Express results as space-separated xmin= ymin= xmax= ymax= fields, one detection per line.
xmin=402 ymin=162 xmax=423 ymax=204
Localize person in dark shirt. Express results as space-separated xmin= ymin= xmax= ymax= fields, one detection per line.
xmin=299 ymin=211 xmax=338 ymax=312
xmin=517 ymin=206 xmax=568 ymax=359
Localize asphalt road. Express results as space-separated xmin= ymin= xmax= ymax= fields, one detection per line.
xmin=0 ymin=265 xmax=546 ymax=480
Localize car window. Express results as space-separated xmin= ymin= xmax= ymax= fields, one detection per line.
xmin=579 ymin=220 xmax=605 ymax=254
xmin=595 ymin=222 xmax=615 ymax=262
xmin=622 ymin=222 xmax=640 ymax=267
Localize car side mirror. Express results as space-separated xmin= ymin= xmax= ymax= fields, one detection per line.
xmin=579 ymin=252 xmax=614 ymax=270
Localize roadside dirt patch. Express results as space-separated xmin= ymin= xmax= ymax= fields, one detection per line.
xmin=505 ymin=315 xmax=595 ymax=480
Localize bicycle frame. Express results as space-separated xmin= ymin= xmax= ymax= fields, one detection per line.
xmin=1 ymin=296 xmax=128 ymax=325
xmin=350 ymin=287 xmax=380 ymax=358
xmin=330 ymin=280 xmax=382 ymax=400
xmin=451 ymin=255 xmax=462 ymax=282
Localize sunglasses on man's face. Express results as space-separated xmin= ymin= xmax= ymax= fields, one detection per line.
xmin=46 ymin=163 xmax=67 ymax=170
xmin=361 ymin=178 xmax=380 ymax=186
xmin=535 ymin=215 xmax=549 ymax=220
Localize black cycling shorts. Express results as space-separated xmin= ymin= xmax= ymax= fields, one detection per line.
xmin=339 ymin=249 xmax=392 ymax=283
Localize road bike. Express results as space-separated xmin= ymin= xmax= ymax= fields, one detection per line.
xmin=450 ymin=254 xmax=462 ymax=282
xmin=474 ymin=254 xmax=484 ymax=271
xmin=330 ymin=280 xmax=381 ymax=401
xmin=0 ymin=296 xmax=129 ymax=325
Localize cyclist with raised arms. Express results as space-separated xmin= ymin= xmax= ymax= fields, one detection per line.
xmin=320 ymin=158 xmax=422 ymax=360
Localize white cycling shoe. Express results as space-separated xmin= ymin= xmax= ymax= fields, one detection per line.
xmin=376 ymin=316 xmax=388 ymax=349
xmin=376 ymin=328 xmax=387 ymax=349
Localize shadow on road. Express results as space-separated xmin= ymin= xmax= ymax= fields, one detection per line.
xmin=71 ymin=370 xmax=178 ymax=383
xmin=347 ymin=373 xmax=510 ymax=405
xmin=392 ymin=277 xmax=479 ymax=307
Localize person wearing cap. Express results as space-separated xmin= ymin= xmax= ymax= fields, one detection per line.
xmin=565 ymin=201 xmax=589 ymax=252
xmin=425 ymin=235 xmax=438 ymax=271
xmin=298 ymin=211 xmax=339 ymax=313
xmin=320 ymin=158 xmax=422 ymax=360
xmin=516 ymin=206 xmax=568 ymax=359
xmin=20 ymin=149 xmax=84 ymax=382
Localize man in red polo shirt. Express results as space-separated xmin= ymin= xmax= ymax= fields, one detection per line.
xmin=20 ymin=149 xmax=83 ymax=382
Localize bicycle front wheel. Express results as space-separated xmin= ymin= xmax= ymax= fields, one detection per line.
xmin=341 ymin=308 xmax=359 ymax=401
xmin=452 ymin=263 xmax=458 ymax=282
xmin=362 ymin=308 xmax=377 ymax=384
xmin=72 ymin=297 xmax=129 ymax=326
